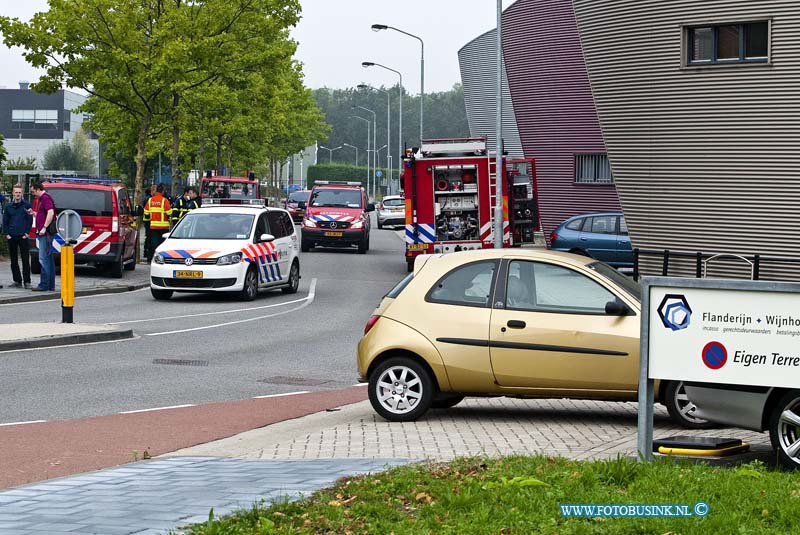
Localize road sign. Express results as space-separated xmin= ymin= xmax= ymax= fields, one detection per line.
xmin=375 ymin=170 xmax=383 ymax=178
xmin=56 ymin=209 xmax=83 ymax=241
xmin=701 ymin=341 xmax=727 ymax=370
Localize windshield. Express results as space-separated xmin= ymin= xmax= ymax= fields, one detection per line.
xmin=288 ymin=191 xmax=310 ymax=203
xmin=201 ymin=180 xmax=257 ymax=200
xmin=48 ymin=188 xmax=112 ymax=217
xmin=588 ymin=262 xmax=641 ymax=301
xmin=310 ymin=188 xmax=362 ymax=208
xmin=383 ymin=198 xmax=404 ymax=207
xmin=170 ymin=212 xmax=255 ymax=240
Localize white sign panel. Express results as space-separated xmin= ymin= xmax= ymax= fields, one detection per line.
xmin=648 ymin=283 xmax=800 ymax=389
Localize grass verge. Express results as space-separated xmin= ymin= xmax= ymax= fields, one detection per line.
xmin=177 ymin=455 xmax=800 ymax=535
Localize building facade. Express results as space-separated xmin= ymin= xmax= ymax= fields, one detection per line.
xmin=500 ymin=0 xmax=621 ymax=244
xmin=0 ymin=84 xmax=99 ymax=175
xmin=573 ymin=0 xmax=800 ymax=280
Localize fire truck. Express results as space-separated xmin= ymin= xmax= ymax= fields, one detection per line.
xmin=403 ymin=137 xmax=513 ymax=272
xmin=199 ymin=171 xmax=260 ymax=203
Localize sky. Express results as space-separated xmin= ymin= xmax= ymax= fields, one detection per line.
xmin=0 ymin=0 xmax=515 ymax=94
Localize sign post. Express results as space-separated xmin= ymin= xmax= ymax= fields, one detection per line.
xmin=638 ymin=276 xmax=800 ymax=461
xmin=56 ymin=210 xmax=83 ymax=324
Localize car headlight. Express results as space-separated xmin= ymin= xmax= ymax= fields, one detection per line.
xmin=153 ymin=254 xmax=165 ymax=265
xmin=351 ymin=219 xmax=364 ymax=229
xmin=216 ymin=252 xmax=243 ymax=265
xmin=303 ymin=218 xmax=317 ymax=228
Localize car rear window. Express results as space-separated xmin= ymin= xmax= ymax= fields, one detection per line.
xmin=48 ymin=188 xmax=112 ymax=217
xmin=565 ymin=218 xmax=584 ymax=231
xmin=288 ymin=191 xmax=310 ymax=202
xmin=383 ymin=198 xmax=404 ymax=207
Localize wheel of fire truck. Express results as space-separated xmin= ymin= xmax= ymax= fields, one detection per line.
xmin=151 ymin=288 xmax=173 ymax=301
xmin=301 ymin=238 xmax=311 ymax=252
xmin=30 ymin=253 xmax=41 ymax=275
xmin=108 ymin=256 xmax=124 ymax=279
xmin=407 ymin=258 xmax=414 ymax=272
xmin=281 ymin=260 xmax=300 ymax=294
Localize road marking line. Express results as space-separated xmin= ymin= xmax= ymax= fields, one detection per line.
xmin=145 ymin=278 xmax=317 ymax=337
xmin=0 ymin=419 xmax=47 ymax=427
xmin=120 ymin=404 xmax=195 ymax=414
xmin=114 ymin=292 xmax=312 ymax=325
xmin=253 ymin=391 xmax=309 ymax=399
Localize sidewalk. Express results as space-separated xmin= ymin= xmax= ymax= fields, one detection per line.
xmin=0 ymin=261 xmax=149 ymax=305
xmin=0 ymin=397 xmax=772 ymax=535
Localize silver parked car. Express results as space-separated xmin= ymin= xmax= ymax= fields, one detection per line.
xmin=376 ymin=195 xmax=405 ymax=229
xmin=684 ymin=383 xmax=800 ymax=469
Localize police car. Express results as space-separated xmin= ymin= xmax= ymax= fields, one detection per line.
xmin=149 ymin=202 xmax=299 ymax=301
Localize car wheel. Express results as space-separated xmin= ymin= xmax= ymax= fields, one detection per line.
xmin=281 ymin=260 xmax=300 ymax=294
xmin=239 ymin=266 xmax=258 ymax=301
xmin=664 ymin=381 xmax=713 ymax=429
xmin=301 ymin=239 xmax=311 ymax=252
xmin=30 ymin=254 xmax=41 ymax=275
xmin=769 ymin=390 xmax=800 ymax=470
xmin=109 ymin=257 xmax=124 ymax=278
xmin=431 ymin=393 xmax=465 ymax=409
xmin=357 ymin=236 xmax=368 ymax=254
xmin=151 ymin=288 xmax=173 ymax=300
xmin=377 ymin=220 xmax=383 ymax=229
xmin=123 ymin=258 xmax=136 ymax=271
xmin=368 ymin=357 xmax=434 ymax=422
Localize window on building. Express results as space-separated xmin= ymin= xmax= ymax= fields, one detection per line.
xmin=575 ymin=154 xmax=613 ymax=184
xmin=11 ymin=109 xmax=59 ymax=129
xmin=687 ymin=22 xmax=769 ymax=65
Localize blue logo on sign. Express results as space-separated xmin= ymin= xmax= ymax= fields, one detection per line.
xmin=657 ymin=294 xmax=692 ymax=331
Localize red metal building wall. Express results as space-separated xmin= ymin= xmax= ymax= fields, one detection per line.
xmin=502 ymin=0 xmax=620 ymax=243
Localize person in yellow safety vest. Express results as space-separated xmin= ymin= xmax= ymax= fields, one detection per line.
xmin=143 ymin=184 xmax=172 ymax=263
xmin=171 ymin=187 xmax=193 ymax=224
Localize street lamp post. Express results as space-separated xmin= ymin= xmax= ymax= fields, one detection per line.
xmin=358 ymin=84 xmax=391 ymax=192
xmin=342 ymin=143 xmax=359 ymax=167
xmin=362 ymin=61 xmax=403 ymax=195
xmin=318 ymin=144 xmax=342 ymax=164
xmin=371 ymin=24 xmax=424 ymax=141
xmin=348 ymin=115 xmax=370 ymax=190
xmin=353 ymin=105 xmax=377 ymax=199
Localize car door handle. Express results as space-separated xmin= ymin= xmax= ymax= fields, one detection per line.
xmin=579 ymin=237 xmax=588 ymax=241
xmin=506 ymin=320 xmax=526 ymax=329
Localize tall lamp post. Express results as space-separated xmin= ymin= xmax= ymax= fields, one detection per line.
xmin=348 ymin=115 xmax=370 ymax=190
xmin=353 ymin=105 xmax=376 ymax=199
xmin=371 ymin=24 xmax=424 ymax=142
xmin=357 ymin=84 xmax=392 ymax=193
xmin=342 ymin=143 xmax=359 ymax=166
xmin=318 ymin=144 xmax=342 ymax=164
xmin=362 ymin=61 xmax=403 ymax=194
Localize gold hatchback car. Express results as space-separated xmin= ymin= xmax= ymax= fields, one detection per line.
xmin=358 ymin=249 xmax=708 ymax=427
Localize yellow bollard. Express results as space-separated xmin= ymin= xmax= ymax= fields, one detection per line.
xmin=61 ymin=242 xmax=75 ymax=323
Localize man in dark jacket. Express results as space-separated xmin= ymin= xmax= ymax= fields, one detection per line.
xmin=3 ymin=184 xmax=33 ymax=288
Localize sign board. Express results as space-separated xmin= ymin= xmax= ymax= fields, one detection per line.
xmin=56 ymin=209 xmax=83 ymax=241
xmin=647 ymin=280 xmax=800 ymax=390
xmin=375 ymin=170 xmax=383 ymax=178
xmin=637 ymin=276 xmax=800 ymax=461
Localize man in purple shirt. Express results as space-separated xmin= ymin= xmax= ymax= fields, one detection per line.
xmin=30 ymin=181 xmax=56 ymax=291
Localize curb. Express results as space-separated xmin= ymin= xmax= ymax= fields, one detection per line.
xmin=0 ymin=327 xmax=135 ymax=352
xmin=0 ymin=281 xmax=149 ymax=305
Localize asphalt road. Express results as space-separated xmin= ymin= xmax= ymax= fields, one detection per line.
xmin=0 ymin=225 xmax=408 ymax=423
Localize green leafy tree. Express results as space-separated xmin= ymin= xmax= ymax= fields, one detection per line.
xmin=0 ymin=133 xmax=7 ymax=169
xmin=5 ymin=157 xmax=37 ymax=170
xmin=42 ymin=128 xmax=96 ymax=173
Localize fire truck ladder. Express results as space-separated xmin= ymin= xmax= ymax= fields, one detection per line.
xmin=487 ymin=153 xmax=508 ymax=244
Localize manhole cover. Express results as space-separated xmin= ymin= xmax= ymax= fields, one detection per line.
xmin=153 ymin=358 xmax=209 ymax=367
xmin=259 ymin=376 xmax=330 ymax=386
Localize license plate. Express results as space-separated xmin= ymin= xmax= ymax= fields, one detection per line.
xmin=174 ymin=270 xmax=203 ymax=279
xmin=407 ymin=243 xmax=428 ymax=251
xmin=81 ymin=227 xmax=89 ymax=234
xmin=392 ymin=208 xmax=403 ymax=212
xmin=324 ymin=231 xmax=343 ymax=237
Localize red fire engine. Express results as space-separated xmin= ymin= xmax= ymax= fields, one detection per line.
xmin=403 ymin=137 xmax=513 ymax=272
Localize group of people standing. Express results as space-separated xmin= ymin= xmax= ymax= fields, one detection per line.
xmin=1 ymin=182 xmax=57 ymax=291
xmin=142 ymin=184 xmax=201 ymax=263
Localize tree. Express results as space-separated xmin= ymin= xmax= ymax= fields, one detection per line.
xmin=0 ymin=133 xmax=7 ymax=169
xmin=0 ymin=0 xmax=301 ymax=208
xmin=42 ymin=128 xmax=96 ymax=173
xmin=5 ymin=157 xmax=36 ymax=170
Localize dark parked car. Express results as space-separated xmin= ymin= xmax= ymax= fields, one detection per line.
xmin=549 ymin=212 xmax=632 ymax=268
xmin=284 ymin=189 xmax=311 ymax=223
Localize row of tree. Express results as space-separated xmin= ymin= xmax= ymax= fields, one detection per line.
xmin=0 ymin=0 xmax=328 ymax=206
xmin=311 ymin=84 xmax=469 ymax=169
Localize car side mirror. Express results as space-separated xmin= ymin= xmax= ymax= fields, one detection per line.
xmin=366 ymin=203 xmax=376 ymax=212
xmin=605 ymin=299 xmax=630 ymax=316
xmin=297 ymin=200 xmax=307 ymax=209
xmin=134 ymin=205 xmax=143 ymax=218
xmin=260 ymin=233 xmax=275 ymax=243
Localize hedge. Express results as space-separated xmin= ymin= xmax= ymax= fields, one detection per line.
xmin=306 ymin=163 xmax=390 ymax=195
